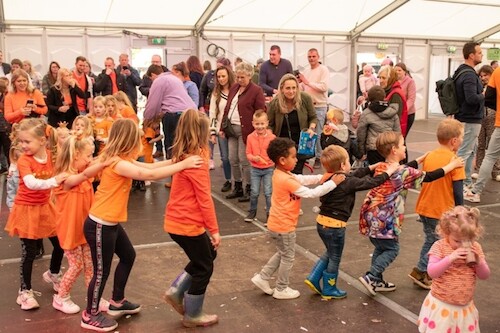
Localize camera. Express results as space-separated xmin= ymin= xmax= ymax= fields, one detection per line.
xmin=293 ymin=69 xmax=300 ymax=78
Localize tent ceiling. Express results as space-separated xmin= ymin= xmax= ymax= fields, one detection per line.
xmin=3 ymin=0 xmax=500 ymax=42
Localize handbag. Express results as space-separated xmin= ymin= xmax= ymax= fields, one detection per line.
xmin=297 ymin=130 xmax=317 ymax=160
xmin=221 ymin=96 xmax=238 ymax=138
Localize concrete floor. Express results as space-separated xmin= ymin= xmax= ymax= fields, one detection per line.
xmin=0 ymin=117 xmax=499 ymax=333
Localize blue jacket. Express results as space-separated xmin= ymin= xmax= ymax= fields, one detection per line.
xmin=453 ymin=64 xmax=484 ymax=124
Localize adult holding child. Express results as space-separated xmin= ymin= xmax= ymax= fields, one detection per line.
xmin=378 ymin=65 xmax=408 ymax=137
xmin=4 ymin=69 xmax=47 ymax=124
xmin=222 ymin=62 xmax=266 ymax=201
xmin=46 ymin=68 xmax=86 ymax=128
xmin=268 ymin=74 xmax=317 ymax=174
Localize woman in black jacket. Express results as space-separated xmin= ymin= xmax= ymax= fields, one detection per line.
xmin=46 ymin=68 xmax=86 ymax=128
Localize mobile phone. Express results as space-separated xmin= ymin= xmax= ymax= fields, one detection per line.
xmin=122 ymin=66 xmax=129 ymax=70
xmin=26 ymin=99 xmax=34 ymax=106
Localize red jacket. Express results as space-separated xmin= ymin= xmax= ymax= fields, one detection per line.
xmin=386 ymin=81 xmax=408 ymax=137
xmin=223 ymin=82 xmax=266 ymax=144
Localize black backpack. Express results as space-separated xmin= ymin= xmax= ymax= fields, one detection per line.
xmin=435 ymin=68 xmax=476 ymax=116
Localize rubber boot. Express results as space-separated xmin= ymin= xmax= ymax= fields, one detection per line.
xmin=226 ymin=181 xmax=243 ymax=199
xmin=304 ymin=258 xmax=327 ymax=294
xmin=164 ymin=271 xmax=192 ymax=315
xmin=238 ymin=184 xmax=251 ymax=202
xmin=182 ymin=293 xmax=218 ymax=328
xmin=321 ymin=270 xmax=347 ymax=300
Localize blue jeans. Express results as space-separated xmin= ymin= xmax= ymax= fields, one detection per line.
xmin=218 ymin=135 xmax=231 ymax=181
xmin=457 ymin=122 xmax=481 ymax=186
xmin=472 ymin=127 xmax=500 ymax=195
xmin=416 ymin=216 xmax=439 ymax=273
xmin=259 ymin=231 xmax=296 ymax=291
xmin=314 ymin=106 xmax=327 ymax=159
xmin=368 ymin=238 xmax=399 ymax=280
xmin=249 ymin=166 xmax=273 ymax=213
xmin=317 ymin=224 xmax=345 ymax=273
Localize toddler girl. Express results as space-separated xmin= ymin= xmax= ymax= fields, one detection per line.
xmin=89 ymin=96 xmax=113 ymax=155
xmin=418 ymin=206 xmax=490 ymax=333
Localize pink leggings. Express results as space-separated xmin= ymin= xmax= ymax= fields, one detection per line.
xmin=58 ymin=244 xmax=93 ymax=297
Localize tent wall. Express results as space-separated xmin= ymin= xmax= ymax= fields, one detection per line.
xmin=1 ymin=28 xmax=493 ymax=121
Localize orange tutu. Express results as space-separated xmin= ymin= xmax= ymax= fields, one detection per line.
xmin=5 ymin=202 xmax=57 ymax=239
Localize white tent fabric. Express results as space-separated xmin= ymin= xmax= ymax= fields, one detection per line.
xmin=3 ymin=0 xmax=500 ymax=42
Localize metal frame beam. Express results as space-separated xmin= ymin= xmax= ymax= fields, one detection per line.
xmin=473 ymin=23 xmax=500 ymax=43
xmin=194 ymin=0 xmax=223 ymax=35
xmin=424 ymin=0 xmax=500 ymax=8
xmin=349 ymin=0 xmax=410 ymax=40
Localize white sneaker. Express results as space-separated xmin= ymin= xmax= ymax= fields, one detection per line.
xmin=495 ymin=175 xmax=500 ymax=182
xmin=145 ymin=181 xmax=151 ymax=186
xmin=43 ymin=270 xmax=62 ymax=292
xmin=471 ymin=173 xmax=479 ymax=179
xmin=272 ymin=287 xmax=300 ymax=300
xmin=251 ymin=274 xmax=274 ymax=295
xmin=53 ymin=294 xmax=80 ymax=314
xmin=464 ymin=189 xmax=480 ymax=203
xmin=299 ymin=209 xmax=304 ymax=216
xmin=16 ymin=289 xmax=40 ymax=310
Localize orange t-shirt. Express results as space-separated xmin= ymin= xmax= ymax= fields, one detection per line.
xmin=89 ymin=159 xmax=132 ymax=222
xmin=15 ymin=151 xmax=54 ymax=205
xmin=164 ymin=152 xmax=219 ymax=236
xmin=488 ymin=68 xmax=500 ymax=127
xmin=415 ymin=147 xmax=465 ymax=219
xmin=73 ymin=71 xmax=87 ymax=111
xmin=118 ymin=106 xmax=139 ymax=124
xmin=266 ymin=169 xmax=302 ymax=233
xmin=109 ymin=71 xmax=118 ymax=94
xmin=429 ymin=239 xmax=484 ymax=305
xmin=91 ymin=116 xmax=113 ymax=154
xmin=140 ymin=127 xmax=155 ymax=163
xmin=54 ymin=179 xmax=94 ymax=250
xmin=4 ymin=89 xmax=48 ymax=123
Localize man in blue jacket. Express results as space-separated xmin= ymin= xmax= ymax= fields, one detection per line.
xmin=454 ymin=42 xmax=484 ymax=188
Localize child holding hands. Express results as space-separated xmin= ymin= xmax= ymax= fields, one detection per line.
xmin=418 ymin=206 xmax=490 ymax=333
xmin=251 ymin=138 xmax=345 ymax=300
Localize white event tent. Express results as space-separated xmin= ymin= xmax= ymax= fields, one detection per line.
xmin=1 ymin=0 xmax=500 ymax=118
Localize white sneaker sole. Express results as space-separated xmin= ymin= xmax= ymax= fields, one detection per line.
xmin=251 ymin=275 xmax=274 ymax=295
xmin=358 ymin=276 xmax=376 ymax=296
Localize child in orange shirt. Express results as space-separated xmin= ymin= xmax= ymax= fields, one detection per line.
xmin=81 ymin=118 xmax=203 ymax=332
xmin=113 ymin=91 xmax=139 ymax=124
xmin=89 ymin=96 xmax=113 ymax=155
xmin=244 ymin=110 xmax=275 ymax=223
xmin=52 ymin=135 xmax=114 ymax=314
xmin=418 ymin=206 xmax=490 ymax=333
xmin=250 ymin=138 xmax=345 ymax=300
xmin=134 ymin=117 xmax=163 ymax=191
xmin=164 ymin=109 xmax=220 ymax=328
xmin=72 ymin=115 xmax=94 ymax=139
xmin=4 ymin=118 xmax=68 ymax=310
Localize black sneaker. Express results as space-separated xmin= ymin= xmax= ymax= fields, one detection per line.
xmin=107 ymin=299 xmax=141 ymax=317
xmin=358 ymin=274 xmax=377 ymax=296
xmin=221 ymin=181 xmax=232 ymax=192
xmin=81 ymin=310 xmax=118 ymax=332
xmin=244 ymin=211 xmax=256 ymax=222
xmin=373 ymin=280 xmax=396 ymax=292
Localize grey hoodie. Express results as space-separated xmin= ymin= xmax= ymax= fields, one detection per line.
xmin=356 ymin=101 xmax=401 ymax=155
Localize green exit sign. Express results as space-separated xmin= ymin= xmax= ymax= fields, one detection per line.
xmin=149 ymin=37 xmax=166 ymax=46
xmin=487 ymin=48 xmax=500 ymax=61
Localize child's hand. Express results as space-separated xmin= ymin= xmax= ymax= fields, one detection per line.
xmin=449 ymin=247 xmax=468 ymax=262
xmin=416 ymin=152 xmax=429 ymax=164
xmin=331 ymin=173 xmax=346 ymax=185
xmin=384 ymin=162 xmax=400 ymax=176
xmin=182 ymin=155 xmax=203 ymax=169
xmin=211 ymin=232 xmax=221 ymax=250
xmin=369 ymin=162 xmax=381 ymax=171
xmin=449 ymin=156 xmax=464 ymax=169
xmin=55 ymin=172 xmax=69 ymax=185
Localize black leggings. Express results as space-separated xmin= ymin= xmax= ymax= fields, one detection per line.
xmin=84 ymin=217 xmax=136 ymax=314
xmin=20 ymin=237 xmax=63 ymax=290
xmin=169 ymin=232 xmax=217 ymax=295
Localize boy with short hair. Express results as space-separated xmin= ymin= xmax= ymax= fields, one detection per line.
xmin=244 ymin=110 xmax=276 ymax=223
xmin=358 ymin=131 xmax=464 ymax=296
xmin=409 ymin=119 xmax=465 ymax=289
xmin=304 ymin=145 xmax=399 ymax=300
xmin=251 ymin=138 xmax=345 ymax=300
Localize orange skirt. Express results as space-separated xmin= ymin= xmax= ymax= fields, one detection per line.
xmin=5 ymin=202 xmax=57 ymax=239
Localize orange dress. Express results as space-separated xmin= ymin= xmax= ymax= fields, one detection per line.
xmin=5 ymin=150 xmax=56 ymax=239
xmin=54 ymin=179 xmax=94 ymax=250
xmin=140 ymin=127 xmax=155 ymax=163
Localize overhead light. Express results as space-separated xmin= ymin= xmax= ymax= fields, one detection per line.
xmin=447 ymin=45 xmax=457 ymax=54
xmin=377 ymin=43 xmax=388 ymax=50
